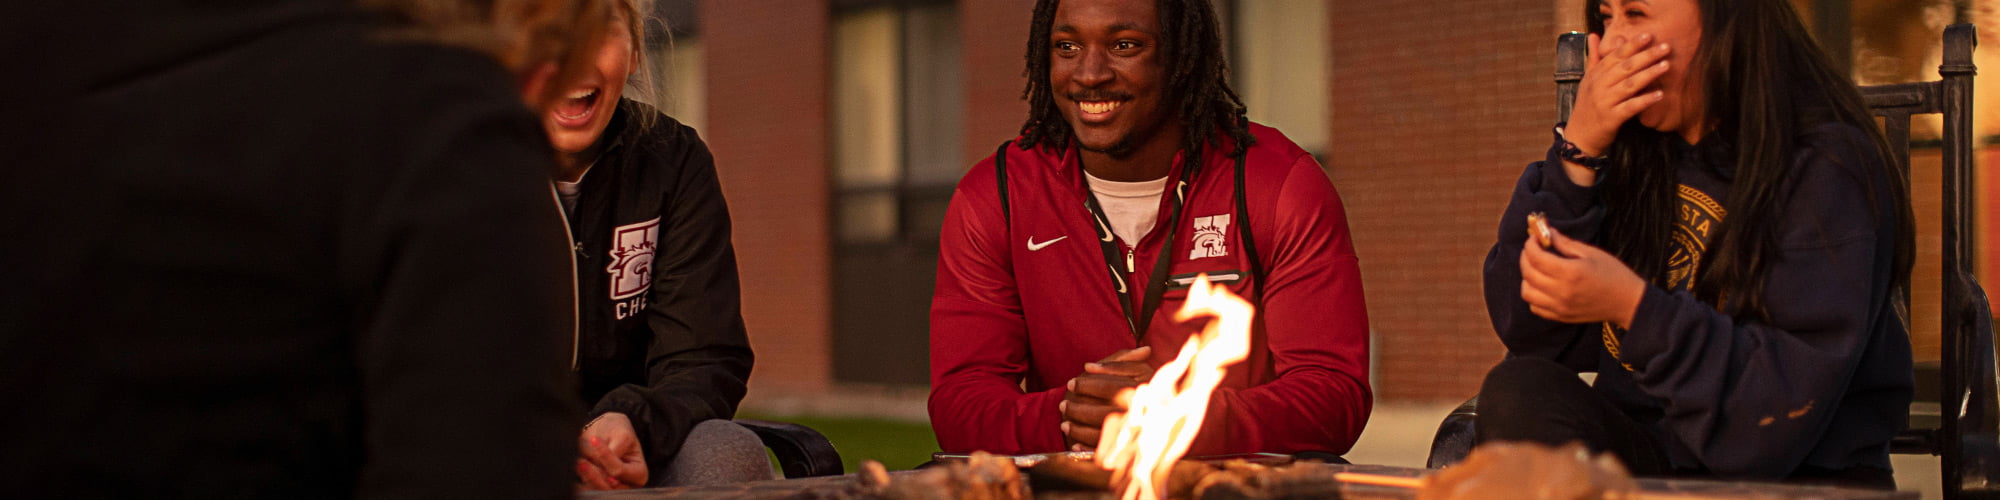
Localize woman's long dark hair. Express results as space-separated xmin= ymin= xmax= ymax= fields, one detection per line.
xmin=1586 ymin=0 xmax=1914 ymax=320
xmin=1018 ymin=0 xmax=1255 ymax=160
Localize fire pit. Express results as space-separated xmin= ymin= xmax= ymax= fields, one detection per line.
xmin=585 ymin=275 xmax=1915 ymax=500
xmin=582 ymin=455 xmax=1915 ymax=500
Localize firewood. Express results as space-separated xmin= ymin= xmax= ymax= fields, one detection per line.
xmin=1028 ymin=454 xmax=1113 ymax=492
xmin=1194 ymin=461 xmax=1346 ymax=500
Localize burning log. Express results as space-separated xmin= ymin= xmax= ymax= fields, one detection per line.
xmin=848 ymin=452 xmax=1029 ymax=500
xmin=1029 ymin=454 xmax=1221 ymax=500
xmin=1192 ymin=461 xmax=1348 ymax=500
xmin=1027 ymin=453 xmax=1114 ymax=493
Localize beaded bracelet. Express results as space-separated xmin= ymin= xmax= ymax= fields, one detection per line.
xmin=1553 ymin=123 xmax=1611 ymax=171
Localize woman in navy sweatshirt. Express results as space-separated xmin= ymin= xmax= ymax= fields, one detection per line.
xmin=1477 ymin=0 xmax=1914 ymax=489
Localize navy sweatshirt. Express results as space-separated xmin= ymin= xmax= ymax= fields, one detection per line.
xmin=1482 ymin=122 xmax=1913 ymax=479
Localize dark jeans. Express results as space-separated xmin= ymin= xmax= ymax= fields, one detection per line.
xmin=1474 ymin=357 xmax=1676 ymax=475
xmin=1473 ymin=357 xmax=1896 ymax=490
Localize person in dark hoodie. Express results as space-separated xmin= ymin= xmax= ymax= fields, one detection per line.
xmin=1477 ymin=0 xmax=1914 ymax=490
xmin=0 ymin=0 xmax=604 ymax=497
xmin=537 ymin=0 xmax=765 ymax=490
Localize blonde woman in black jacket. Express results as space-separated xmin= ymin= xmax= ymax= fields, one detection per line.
xmin=539 ymin=0 xmax=764 ymax=490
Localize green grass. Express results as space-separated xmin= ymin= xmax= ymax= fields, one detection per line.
xmin=741 ymin=413 xmax=938 ymax=473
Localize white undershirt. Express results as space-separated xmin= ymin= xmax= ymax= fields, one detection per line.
xmin=554 ymin=163 xmax=593 ymax=214
xmin=555 ymin=180 xmax=582 ymax=214
xmin=1084 ymin=171 xmax=1169 ymax=246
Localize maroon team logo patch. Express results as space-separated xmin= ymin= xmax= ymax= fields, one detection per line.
xmin=606 ymin=217 xmax=660 ymax=300
xmin=1189 ymin=214 xmax=1231 ymax=259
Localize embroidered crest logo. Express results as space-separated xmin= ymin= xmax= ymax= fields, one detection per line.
xmin=606 ymin=217 xmax=661 ymax=300
xmin=1189 ymin=214 xmax=1231 ymax=259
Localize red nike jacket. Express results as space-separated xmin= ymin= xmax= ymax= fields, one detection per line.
xmin=929 ymin=123 xmax=1372 ymax=456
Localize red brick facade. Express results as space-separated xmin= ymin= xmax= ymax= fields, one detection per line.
xmin=1329 ymin=0 xmax=1562 ymax=401
xmin=700 ymin=0 xmax=834 ymax=394
xmin=960 ymin=0 xmax=1033 ymax=166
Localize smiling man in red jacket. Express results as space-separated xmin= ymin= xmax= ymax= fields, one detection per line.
xmin=929 ymin=0 xmax=1373 ymax=457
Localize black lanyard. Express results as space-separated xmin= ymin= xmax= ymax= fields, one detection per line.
xmin=1081 ymin=159 xmax=1199 ymax=341
xmin=992 ymin=139 xmax=1258 ymax=344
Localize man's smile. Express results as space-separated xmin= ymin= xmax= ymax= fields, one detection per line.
xmin=1079 ymin=100 xmax=1123 ymax=115
xmin=1069 ymin=91 xmax=1133 ymax=124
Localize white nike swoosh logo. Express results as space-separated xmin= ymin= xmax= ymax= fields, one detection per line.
xmin=1027 ymin=236 xmax=1068 ymax=251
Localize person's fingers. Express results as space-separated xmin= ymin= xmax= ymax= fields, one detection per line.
xmin=1520 ymin=278 xmax=1561 ymax=312
xmin=1073 ymin=426 xmax=1101 ymax=448
xmin=1598 ymin=52 xmax=1669 ymax=114
xmin=1546 ymin=226 xmax=1609 ymax=260
xmin=1063 ymin=393 xmax=1114 ymax=409
xmin=613 ymin=441 xmax=650 ymax=487
xmin=1095 ymin=346 xmax=1152 ymax=364
xmin=1071 ymin=373 xmax=1141 ymax=401
xmin=610 ymin=461 xmax=648 ymax=489
xmin=1613 ymin=33 xmax=1652 ymax=61
xmin=1521 ymin=244 xmax=1585 ymax=306
xmin=1610 ymin=39 xmax=1665 ymax=79
xmin=1063 ymin=379 xmax=1115 ymax=405
xmin=609 ymin=432 xmax=647 ymax=464
xmin=1519 ymin=245 xmax=1540 ymax=280
xmin=1519 ymin=256 xmax=1565 ymax=297
xmin=1064 ymin=400 xmax=1122 ymax=427
xmin=1520 ymin=236 xmax=1561 ymax=275
xmin=1614 ymin=58 xmax=1670 ymax=97
xmin=1585 ymin=34 xmax=1653 ymax=90
xmin=1061 ymin=421 xmax=1102 ymax=448
xmin=1600 ymin=34 xmax=1624 ymax=58
xmin=1084 ymin=360 xmax=1154 ymax=380
xmin=1586 ymin=33 xmax=1603 ymax=68
xmin=1610 ymin=89 xmax=1666 ymax=120
xmin=577 ymin=459 xmax=617 ymax=490
xmin=582 ymin=435 xmax=624 ymax=474
xmin=1594 ymin=44 xmax=1665 ymax=105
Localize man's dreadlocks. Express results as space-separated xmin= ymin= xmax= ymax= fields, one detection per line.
xmin=1017 ymin=0 xmax=1255 ymax=160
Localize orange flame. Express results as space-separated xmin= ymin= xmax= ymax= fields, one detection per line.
xmin=1094 ymin=274 xmax=1252 ymax=500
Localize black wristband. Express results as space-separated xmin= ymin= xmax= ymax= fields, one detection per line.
xmin=1553 ymin=123 xmax=1611 ymax=171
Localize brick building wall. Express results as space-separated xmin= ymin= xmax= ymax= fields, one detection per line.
xmin=704 ymin=0 xmax=1579 ymax=404
xmin=700 ymin=0 xmax=833 ymax=395
xmin=698 ymin=0 xmax=1978 ymax=408
xmin=1329 ymin=0 xmax=1562 ymax=402
xmin=960 ymin=0 xmax=1032 ymax=166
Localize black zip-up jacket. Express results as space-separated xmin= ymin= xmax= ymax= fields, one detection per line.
xmin=565 ymin=99 xmax=754 ymax=484
xmin=1483 ymin=122 xmax=1912 ymax=480
xmin=0 ymin=2 xmax=580 ymax=498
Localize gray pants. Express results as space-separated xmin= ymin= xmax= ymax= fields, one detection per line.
xmin=661 ymin=419 xmax=777 ymax=486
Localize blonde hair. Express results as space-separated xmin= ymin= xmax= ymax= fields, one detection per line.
xmin=612 ymin=0 xmax=665 ymax=130
xmin=362 ymin=0 xmax=614 ymax=108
